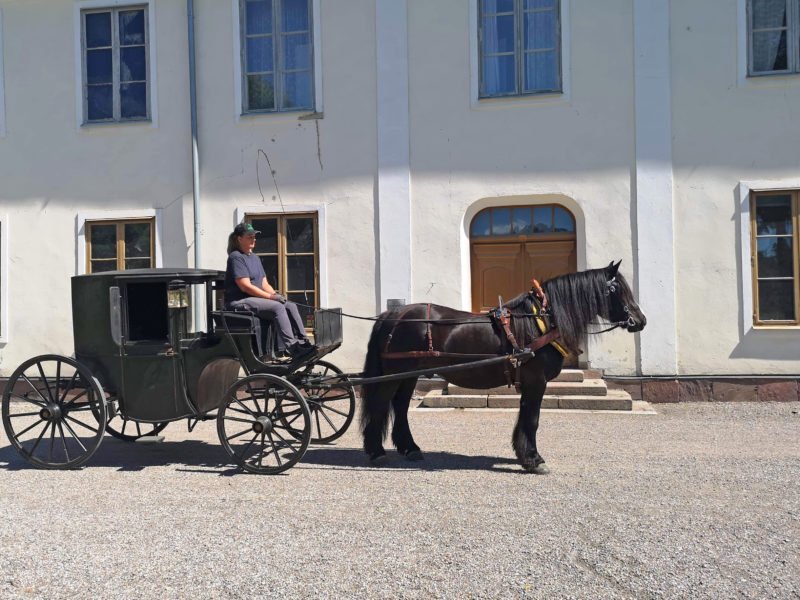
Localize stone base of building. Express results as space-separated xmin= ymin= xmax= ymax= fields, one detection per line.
xmin=605 ymin=378 xmax=800 ymax=403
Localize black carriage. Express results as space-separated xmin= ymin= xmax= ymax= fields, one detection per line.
xmin=1 ymin=268 xmax=355 ymax=474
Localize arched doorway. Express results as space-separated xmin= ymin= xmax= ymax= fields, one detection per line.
xmin=470 ymin=204 xmax=577 ymax=312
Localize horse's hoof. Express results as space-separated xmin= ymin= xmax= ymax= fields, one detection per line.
xmin=369 ymin=452 xmax=388 ymax=466
xmin=521 ymin=461 xmax=550 ymax=474
xmin=404 ymin=449 xmax=424 ymax=461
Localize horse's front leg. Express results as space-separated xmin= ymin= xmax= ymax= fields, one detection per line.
xmin=513 ymin=368 xmax=548 ymax=473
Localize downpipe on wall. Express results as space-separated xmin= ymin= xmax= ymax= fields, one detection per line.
xmin=187 ymin=0 xmax=203 ymax=331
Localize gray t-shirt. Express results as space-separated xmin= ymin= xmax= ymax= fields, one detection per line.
xmin=225 ymin=250 xmax=266 ymax=304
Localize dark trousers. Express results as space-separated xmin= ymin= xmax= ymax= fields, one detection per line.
xmin=227 ymin=297 xmax=308 ymax=350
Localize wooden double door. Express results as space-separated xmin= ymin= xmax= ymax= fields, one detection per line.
xmin=471 ymin=237 xmax=576 ymax=313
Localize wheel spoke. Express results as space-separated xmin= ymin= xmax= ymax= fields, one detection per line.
xmin=315 ymin=411 xmax=322 ymax=439
xmin=28 ymin=422 xmax=51 ymax=456
xmin=235 ymin=433 xmax=259 ymax=462
xmin=13 ymin=417 xmax=46 ymax=438
xmin=55 ymin=361 xmax=62 ymax=404
xmin=224 ymin=415 xmax=255 ymax=425
xmin=121 ymin=418 xmax=128 ymax=436
xmin=135 ymin=422 xmax=142 ymax=437
xmin=318 ymin=392 xmax=351 ymax=402
xmin=227 ymin=406 xmax=255 ymax=417
xmin=61 ymin=419 xmax=88 ymax=453
xmin=36 ymin=363 xmax=54 ymax=403
xmin=62 ymin=389 xmax=89 ymax=409
xmin=317 ymin=404 xmax=350 ymax=418
xmin=64 ymin=405 xmax=94 ymax=413
xmin=270 ymin=427 xmax=300 ymax=453
xmin=56 ymin=422 xmax=71 ymax=462
xmin=8 ymin=411 xmax=42 ymax=418
xmin=64 ymin=414 xmax=99 ymax=434
xmin=318 ymin=406 xmax=338 ymax=431
xmin=9 ymin=393 xmax=46 ymax=408
xmin=265 ymin=431 xmax=283 ymax=467
xmin=48 ymin=423 xmax=56 ymax=462
xmin=21 ymin=375 xmax=48 ymax=403
xmin=59 ymin=371 xmax=79 ymax=404
xmin=225 ymin=428 xmax=252 ymax=442
xmin=233 ymin=398 xmax=257 ymax=418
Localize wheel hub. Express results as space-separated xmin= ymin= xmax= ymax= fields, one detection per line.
xmin=252 ymin=416 xmax=273 ymax=434
xmin=39 ymin=403 xmax=62 ymax=422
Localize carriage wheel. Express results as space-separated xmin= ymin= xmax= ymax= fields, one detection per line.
xmin=217 ymin=374 xmax=311 ymax=475
xmin=1 ymin=355 xmax=106 ymax=469
xmin=290 ymin=360 xmax=355 ymax=443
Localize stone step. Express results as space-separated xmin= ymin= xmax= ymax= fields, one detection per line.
xmin=447 ymin=378 xmax=608 ymax=397
xmin=553 ymin=369 xmax=584 ymax=383
xmin=420 ymin=389 xmax=633 ymax=411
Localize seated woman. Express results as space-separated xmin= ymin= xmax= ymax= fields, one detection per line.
xmin=224 ymin=222 xmax=314 ymax=360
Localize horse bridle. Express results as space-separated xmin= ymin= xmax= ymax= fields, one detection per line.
xmin=589 ymin=277 xmax=637 ymax=333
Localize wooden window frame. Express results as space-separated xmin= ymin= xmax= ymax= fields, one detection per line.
xmin=245 ymin=212 xmax=319 ymax=327
xmin=240 ymin=0 xmax=315 ymax=114
xmin=81 ymin=5 xmax=150 ymax=124
xmin=478 ymin=0 xmax=562 ymax=98
xmin=747 ymin=0 xmax=800 ymax=76
xmin=750 ymin=190 xmax=800 ymax=326
xmin=86 ymin=217 xmax=155 ymax=273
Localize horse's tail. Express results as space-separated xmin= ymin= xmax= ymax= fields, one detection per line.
xmin=360 ymin=315 xmax=391 ymax=452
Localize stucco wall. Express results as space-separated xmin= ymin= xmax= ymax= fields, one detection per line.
xmin=406 ymin=0 xmax=640 ymax=375
xmin=671 ymin=0 xmax=800 ymax=374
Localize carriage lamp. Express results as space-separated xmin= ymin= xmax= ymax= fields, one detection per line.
xmin=167 ymin=280 xmax=190 ymax=309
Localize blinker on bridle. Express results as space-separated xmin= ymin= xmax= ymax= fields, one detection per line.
xmin=598 ymin=277 xmax=637 ymax=332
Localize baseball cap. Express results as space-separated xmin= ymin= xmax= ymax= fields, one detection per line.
xmin=233 ymin=222 xmax=261 ymax=236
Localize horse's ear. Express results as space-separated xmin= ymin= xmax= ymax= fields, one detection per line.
xmin=607 ymin=260 xmax=621 ymax=277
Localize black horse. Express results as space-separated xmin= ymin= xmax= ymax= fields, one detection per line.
xmin=360 ymin=261 xmax=646 ymax=473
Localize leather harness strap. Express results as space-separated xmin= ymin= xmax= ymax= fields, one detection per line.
xmin=496 ymin=307 xmax=521 ymax=353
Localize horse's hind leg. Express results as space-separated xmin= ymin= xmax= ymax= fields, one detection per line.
xmin=361 ymin=381 xmax=399 ymax=464
xmin=390 ymin=377 xmax=422 ymax=460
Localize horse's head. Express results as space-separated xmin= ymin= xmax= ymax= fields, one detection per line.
xmin=603 ymin=260 xmax=646 ymax=333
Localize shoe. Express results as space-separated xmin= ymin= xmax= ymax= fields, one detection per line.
xmin=287 ymin=343 xmax=315 ymax=360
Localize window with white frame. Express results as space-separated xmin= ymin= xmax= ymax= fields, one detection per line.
xmin=750 ymin=191 xmax=799 ymax=324
xmin=479 ymin=0 xmax=561 ymax=98
xmin=86 ymin=218 xmax=155 ymax=273
xmin=748 ymin=0 xmax=800 ymax=75
xmin=81 ymin=6 xmax=149 ymax=123
xmin=240 ymin=0 xmax=314 ymax=113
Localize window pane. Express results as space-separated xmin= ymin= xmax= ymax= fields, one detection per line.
xmin=119 ymin=10 xmax=145 ymax=45
xmin=259 ymin=255 xmax=279 ymax=288
xmin=125 ymin=223 xmax=152 ymax=258
xmin=512 ymin=208 xmax=532 ymax=234
xmin=491 ymin=208 xmax=511 ymax=235
xmin=247 ymin=36 xmax=273 ymax=73
xmin=246 ymin=0 xmax=272 ymax=35
xmin=288 ymin=292 xmax=315 ymax=327
xmin=554 ymin=206 xmax=574 ymax=232
xmin=524 ymin=11 xmax=556 ymax=50
xmin=282 ymin=0 xmax=310 ymax=32
xmin=471 ymin=211 xmax=491 ymax=236
xmin=753 ymin=30 xmax=788 ymax=71
xmin=88 ymin=86 xmax=113 ymax=120
xmin=525 ymin=0 xmax=556 ymax=8
xmin=282 ymin=71 xmax=312 ymax=109
xmin=121 ymin=47 xmax=146 ymax=82
xmin=756 ymin=195 xmax=792 ymax=235
xmin=525 ymin=51 xmax=558 ymax=91
xmin=251 ymin=218 xmax=278 ymax=253
xmin=91 ymin=260 xmax=117 ymax=273
xmin=752 ymin=0 xmax=788 ymax=30
xmin=125 ymin=258 xmax=151 ymax=270
xmin=286 ymin=218 xmax=314 ymax=252
xmin=282 ymin=33 xmax=311 ymax=70
xmin=533 ymin=206 xmax=552 ymax=232
xmin=87 ymin=49 xmax=112 ymax=85
xmin=121 ymin=83 xmax=147 ymax=118
xmin=482 ymin=55 xmax=516 ymax=95
xmin=247 ymin=74 xmax=275 ymax=110
xmin=86 ymin=12 xmax=111 ymax=48
xmin=757 ymin=237 xmax=795 ymax=277
xmin=482 ymin=0 xmax=514 ymax=13
xmin=482 ymin=15 xmax=515 ymax=53
xmin=758 ymin=279 xmax=795 ymax=320
xmin=90 ymin=225 xmax=117 ymax=259
xmin=287 ymin=255 xmax=315 ymax=290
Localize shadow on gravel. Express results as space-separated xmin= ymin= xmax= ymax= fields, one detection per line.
xmin=301 ymin=446 xmax=528 ymax=474
xmin=0 ymin=439 xmax=531 ymax=475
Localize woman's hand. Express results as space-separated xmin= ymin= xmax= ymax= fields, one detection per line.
xmin=271 ymin=293 xmax=287 ymax=304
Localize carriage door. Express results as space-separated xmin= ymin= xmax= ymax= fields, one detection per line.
xmin=470 ymin=204 xmax=577 ymax=363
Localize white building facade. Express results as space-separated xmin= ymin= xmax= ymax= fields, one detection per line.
xmin=0 ymin=0 xmax=798 ymax=379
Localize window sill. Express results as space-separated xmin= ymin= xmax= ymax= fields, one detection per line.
xmin=80 ymin=118 xmax=154 ymax=131
xmin=238 ymin=110 xmax=322 ymax=122
xmin=751 ymin=324 xmax=800 ymax=330
xmin=737 ymin=72 xmax=800 ymax=90
xmin=471 ymin=91 xmax=568 ymax=110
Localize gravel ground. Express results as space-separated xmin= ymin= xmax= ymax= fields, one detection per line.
xmin=0 ymin=402 xmax=798 ymax=599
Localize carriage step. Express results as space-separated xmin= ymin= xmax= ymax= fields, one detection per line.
xmin=419 ymin=389 xmax=632 ymax=411
xmin=446 ymin=378 xmax=609 ymax=397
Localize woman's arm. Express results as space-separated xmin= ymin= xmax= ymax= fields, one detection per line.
xmin=235 ymin=277 xmax=276 ymax=300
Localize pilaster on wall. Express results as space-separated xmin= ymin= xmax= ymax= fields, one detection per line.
xmin=634 ymin=0 xmax=678 ymax=375
xmin=375 ymin=0 xmax=411 ymax=312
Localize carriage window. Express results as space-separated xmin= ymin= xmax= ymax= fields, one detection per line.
xmin=479 ymin=0 xmax=561 ymax=98
xmin=240 ymin=0 xmax=314 ymax=113
xmin=470 ymin=205 xmax=574 ymax=237
xmin=751 ymin=191 xmax=799 ymax=325
xmin=747 ymin=0 xmax=800 ymax=76
xmin=86 ymin=218 xmax=155 ymax=273
xmin=81 ymin=6 xmax=150 ymax=123
xmin=245 ymin=213 xmax=318 ymax=327
xmin=126 ymin=282 xmax=169 ymax=341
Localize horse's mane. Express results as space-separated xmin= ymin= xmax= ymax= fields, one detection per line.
xmin=540 ymin=268 xmax=631 ymax=353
